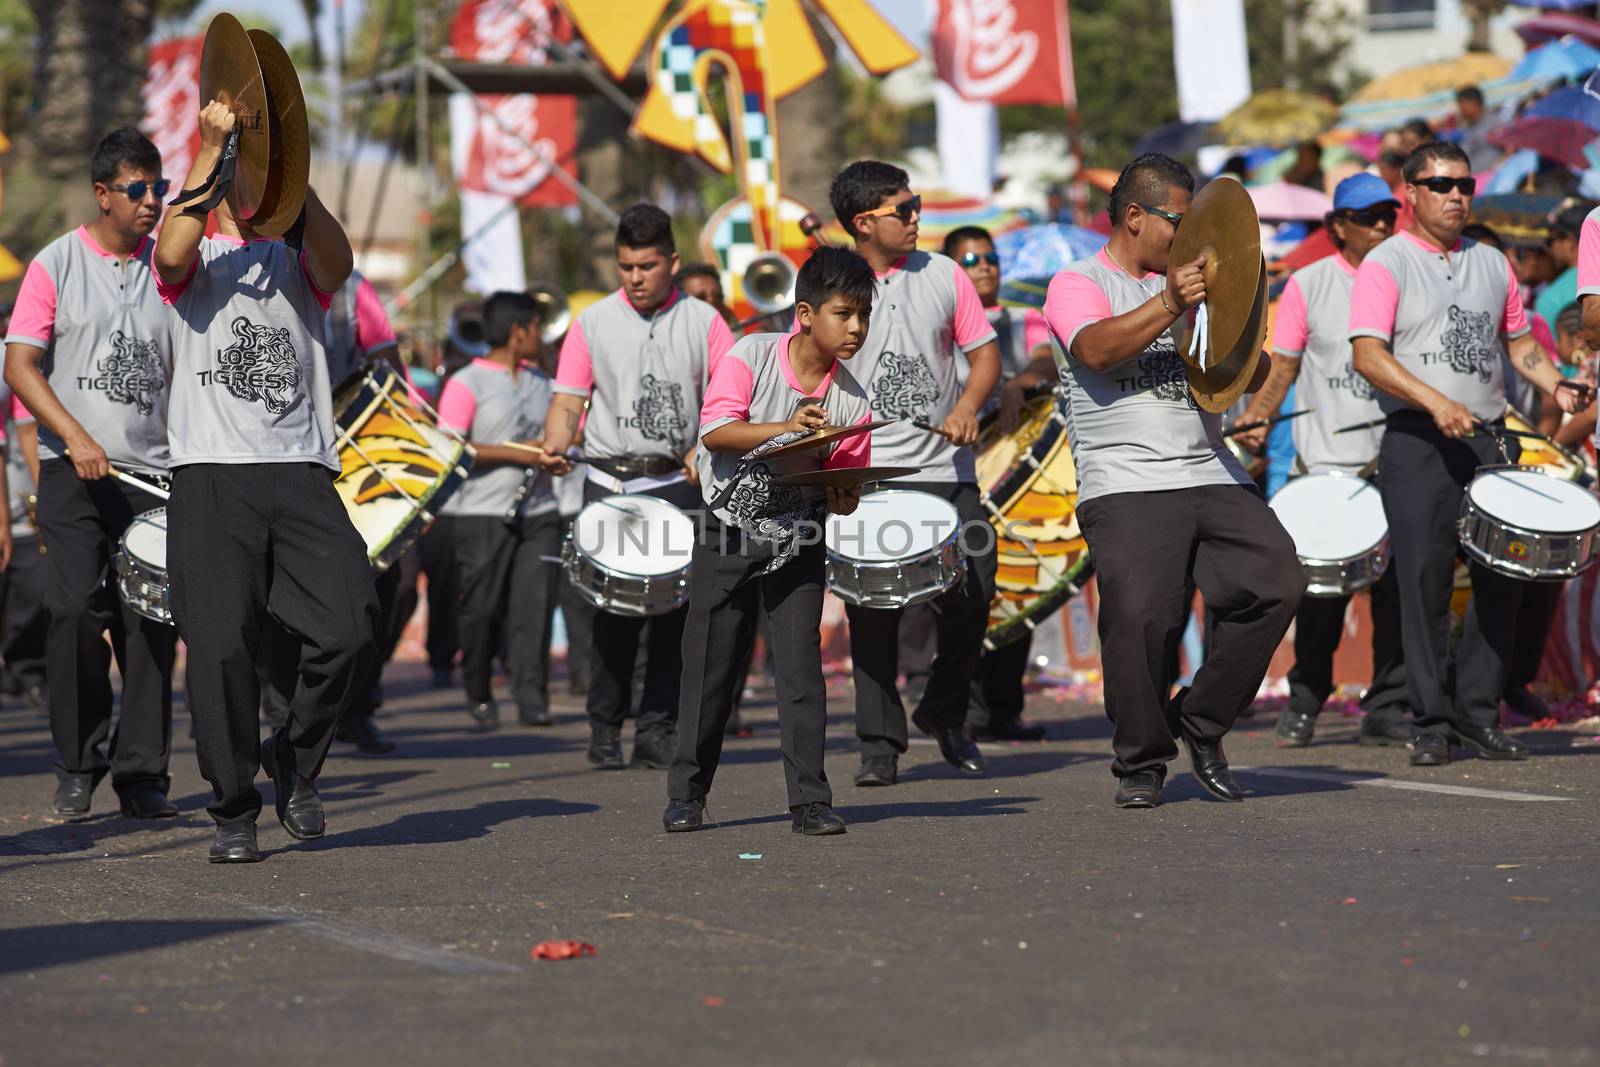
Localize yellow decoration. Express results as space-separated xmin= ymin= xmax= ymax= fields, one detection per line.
xmin=811 ymin=0 xmax=918 ymax=75
xmin=557 ymin=0 xmax=673 ymax=82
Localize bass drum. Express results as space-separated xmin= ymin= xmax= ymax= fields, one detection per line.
xmin=1506 ymin=406 xmax=1596 ymax=486
xmin=973 ymin=385 xmax=1094 ymax=650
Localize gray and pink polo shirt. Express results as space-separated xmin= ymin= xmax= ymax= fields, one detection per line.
xmin=157 ymin=235 xmax=339 ymax=470
xmin=1348 ymin=228 xmax=1528 ymax=422
xmin=439 ymin=357 xmax=555 ymax=519
xmin=846 ymin=251 xmax=996 ymax=483
xmin=955 ymin=306 xmax=1049 ymax=417
xmin=553 ymin=287 xmax=734 ymax=487
xmin=5 ymin=226 xmax=173 ymax=474
xmin=1044 ymin=249 xmax=1252 ymax=505
xmin=325 ymin=271 xmax=398 ymax=387
xmin=1575 ymin=204 xmax=1600 ymax=303
xmin=1272 ymin=251 xmax=1383 ymax=473
xmin=698 ymin=332 xmax=871 ymax=528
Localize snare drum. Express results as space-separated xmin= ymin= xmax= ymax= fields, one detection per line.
xmin=116 ymin=509 xmax=171 ymax=624
xmin=1457 ymin=465 xmax=1600 ymax=580
xmin=563 ymin=494 xmax=695 ymax=616
xmin=1268 ymin=472 xmax=1389 ymax=596
xmin=825 ymin=490 xmax=963 ymax=608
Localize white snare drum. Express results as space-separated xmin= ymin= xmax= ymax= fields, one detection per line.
xmin=116 ymin=509 xmax=172 ymax=624
xmin=825 ymin=490 xmax=964 ymax=608
xmin=563 ymin=494 xmax=695 ymax=616
xmin=1269 ymin=472 xmax=1390 ymax=597
xmin=1458 ymin=465 xmax=1600 ymax=581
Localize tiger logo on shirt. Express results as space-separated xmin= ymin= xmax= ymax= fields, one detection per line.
xmin=84 ymin=330 xmax=166 ymax=415
xmin=211 ymin=317 xmax=302 ymax=415
xmin=870 ymin=350 xmax=942 ymax=420
xmin=628 ymin=374 xmax=687 ymax=442
xmin=1433 ymin=306 xmax=1498 ymax=384
xmin=1128 ymin=346 xmax=1198 ymax=409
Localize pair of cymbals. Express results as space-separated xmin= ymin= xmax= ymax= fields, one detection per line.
xmin=198 ymin=13 xmax=308 ymax=234
xmin=1169 ymin=177 xmax=1267 ymax=413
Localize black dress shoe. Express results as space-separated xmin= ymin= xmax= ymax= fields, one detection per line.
xmin=912 ymin=710 xmax=986 ymax=774
xmin=51 ymin=775 xmax=93 ymax=817
xmin=119 ymin=783 xmax=178 ymax=819
xmin=662 ymin=798 xmax=706 ymax=832
xmin=587 ymin=726 xmax=626 ymax=770
xmin=342 ymin=716 xmax=397 ymax=754
xmin=209 ymin=822 xmax=261 ymax=863
xmin=519 ymin=707 xmax=554 ymax=728
xmin=1113 ymin=769 xmax=1164 ymax=809
xmin=1181 ymin=734 xmax=1244 ymax=801
xmin=1275 ymin=707 xmax=1316 ymax=747
xmin=1503 ymin=685 xmax=1550 ymax=721
xmin=970 ymin=719 xmax=1047 ymax=742
xmin=854 ymin=755 xmax=898 ymax=787
xmin=261 ymin=737 xmax=326 ymax=839
xmin=468 ymin=701 xmax=499 ymax=732
xmin=1357 ymin=716 xmax=1412 ymax=747
xmin=1455 ymin=723 xmax=1530 ymax=760
xmin=1410 ymin=732 xmax=1452 ymax=766
xmin=632 ymin=730 xmax=677 ymax=769
xmin=790 ymin=802 xmax=846 ymax=836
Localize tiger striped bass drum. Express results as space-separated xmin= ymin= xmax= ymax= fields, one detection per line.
xmin=333 ymin=362 xmax=473 ymax=571
xmin=974 ymin=385 xmax=1094 ymax=650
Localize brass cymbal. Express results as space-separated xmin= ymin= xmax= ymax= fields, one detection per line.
xmin=1186 ymin=259 xmax=1267 ymax=413
xmin=771 ymin=465 xmax=920 ymax=488
xmin=761 ymin=421 xmax=894 ymax=459
xmin=1169 ymin=177 xmax=1262 ymax=373
xmin=246 ymin=28 xmax=309 ymax=235
xmin=198 ymin=12 xmax=269 ymax=221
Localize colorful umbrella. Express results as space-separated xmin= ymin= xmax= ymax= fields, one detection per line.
xmin=1507 ymin=0 xmax=1594 ymax=9
xmin=997 ymin=276 xmax=1053 ymax=309
xmin=1216 ymin=89 xmax=1339 ymax=147
xmin=1485 ymin=148 xmax=1544 ymax=194
xmin=1351 ymin=54 xmax=1514 ymax=104
xmin=1515 ymin=13 xmax=1600 ymax=49
xmin=910 ymin=190 xmax=1032 ymax=254
xmin=1133 ymin=120 xmax=1218 ymax=158
xmin=1525 ymin=85 xmax=1600 ymax=129
xmin=1469 ymin=192 xmax=1566 ymax=245
xmin=1509 ymin=37 xmax=1600 ymax=83
xmin=993 ymin=223 xmax=1108 ymax=280
xmin=1487 ymin=116 xmax=1599 ymax=170
xmin=1247 ymin=180 xmax=1333 ymax=221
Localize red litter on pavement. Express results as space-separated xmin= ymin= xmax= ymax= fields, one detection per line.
xmin=531 ymin=940 xmax=597 ymax=961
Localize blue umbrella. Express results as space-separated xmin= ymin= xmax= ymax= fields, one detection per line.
xmin=1525 ymin=85 xmax=1600 ymax=129
xmin=1133 ymin=120 xmax=1218 ymax=158
xmin=1506 ymin=0 xmax=1592 ymax=9
xmin=1509 ymin=37 xmax=1600 ymax=83
xmin=993 ymin=223 xmax=1108 ymax=282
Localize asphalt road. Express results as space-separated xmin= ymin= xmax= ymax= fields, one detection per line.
xmin=3 ymin=666 xmax=1598 ymax=1066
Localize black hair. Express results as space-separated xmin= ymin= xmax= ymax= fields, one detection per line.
xmin=1402 ymin=141 xmax=1472 ymax=182
xmin=1403 ymin=117 xmax=1433 ymax=141
xmin=482 ymin=290 xmax=540 ymax=347
xmin=615 ymin=203 xmax=675 ymax=253
xmin=673 ymin=262 xmax=721 ymax=285
xmin=942 ymin=225 xmax=994 ymax=258
xmin=1456 ymin=85 xmax=1485 ymax=107
xmin=829 ymin=160 xmax=911 ymax=234
xmin=89 ymin=126 xmax=161 ymax=186
xmin=1460 ymin=222 xmax=1502 ymax=250
xmin=1108 ymin=153 xmax=1194 ymax=230
xmin=794 ymin=246 xmax=876 ymax=315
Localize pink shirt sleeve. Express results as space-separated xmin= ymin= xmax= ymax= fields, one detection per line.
xmin=7 ymin=259 xmax=57 ymax=345
xmin=554 ymin=318 xmax=594 ymax=395
xmin=156 ymin=256 xmax=198 ymax=305
xmin=699 ymin=355 xmax=754 ymax=427
xmin=1271 ymin=276 xmax=1310 ymax=356
xmin=1502 ymin=260 xmax=1529 ymax=338
xmin=705 ymin=313 xmax=735 ymax=384
xmin=1530 ymin=313 xmax=1558 ymax=359
xmin=11 ymin=395 xmax=29 ymax=422
xmin=950 ymin=261 xmax=996 ymax=351
xmin=437 ymin=376 xmax=477 ymax=435
xmin=353 ymin=277 xmax=397 ymax=352
xmin=1348 ymin=259 xmax=1399 ymax=340
xmin=1023 ymin=309 xmax=1050 ymax=354
xmin=298 ymin=250 xmax=335 ymax=312
xmin=824 ymin=407 xmax=873 ymax=469
xmin=1043 ymin=270 xmax=1114 ymax=355
xmin=1578 ymin=210 xmax=1600 ymax=296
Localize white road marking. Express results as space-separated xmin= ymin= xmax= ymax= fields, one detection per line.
xmin=1240 ymin=767 xmax=1573 ymax=803
xmin=252 ymin=905 xmax=522 ymax=975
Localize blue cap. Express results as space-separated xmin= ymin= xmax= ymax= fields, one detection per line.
xmin=1333 ymin=173 xmax=1400 ymax=212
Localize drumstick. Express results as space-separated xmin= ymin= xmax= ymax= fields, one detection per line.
xmin=912 ymin=417 xmax=954 ymax=441
xmin=1221 ymin=409 xmax=1311 ymax=438
xmin=1333 ymin=417 xmax=1388 ymax=435
xmin=499 ymin=440 xmax=548 ymax=455
xmin=63 ymin=449 xmax=171 ymax=501
xmin=1471 ymin=420 xmax=1557 ymax=445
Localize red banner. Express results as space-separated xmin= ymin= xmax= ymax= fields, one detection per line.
xmin=932 ymin=0 xmax=1077 ymax=109
xmin=143 ymin=35 xmax=204 ymax=191
xmin=449 ymin=0 xmax=577 ymax=207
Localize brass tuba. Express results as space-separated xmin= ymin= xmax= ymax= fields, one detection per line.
xmin=528 ymin=282 xmax=570 ymax=346
xmin=742 ymin=252 xmax=797 ymax=316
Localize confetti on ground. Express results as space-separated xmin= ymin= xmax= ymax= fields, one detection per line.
xmin=491 ymin=762 xmax=512 ymax=769
xmin=703 ymin=996 xmax=725 ymax=1007
xmin=1495 ymin=864 xmax=1524 ymax=870
xmin=530 ymin=941 xmax=597 ymax=961
xmin=1341 ymin=898 xmax=1358 ymax=905
xmin=738 ymin=853 xmax=762 ymax=860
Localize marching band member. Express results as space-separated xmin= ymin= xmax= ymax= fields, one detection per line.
xmin=1044 ymin=153 xmax=1304 ymax=808
xmin=1349 ymin=143 xmax=1591 ymax=767
xmin=1235 ymin=174 xmax=1412 ymax=749
xmin=3 ymin=127 xmax=178 ymax=820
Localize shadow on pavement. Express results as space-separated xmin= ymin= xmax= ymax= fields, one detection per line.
xmin=293 ymin=796 xmax=601 ymax=851
xmin=0 ymin=918 xmax=276 ymax=975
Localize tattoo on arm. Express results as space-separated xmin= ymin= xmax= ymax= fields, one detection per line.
xmin=1521 ymin=349 xmax=1543 ymax=370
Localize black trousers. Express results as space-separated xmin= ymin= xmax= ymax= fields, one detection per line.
xmin=455 ymin=511 xmax=561 ymax=716
xmin=1077 ymin=484 xmax=1305 ymax=777
xmin=1287 ymin=565 xmax=1408 ymax=726
xmin=1379 ymin=421 xmax=1523 ymax=735
xmin=671 ymin=530 xmax=831 ymax=810
xmin=966 ymin=633 xmax=1034 ymax=730
xmin=1508 ymin=579 xmax=1562 ymax=691
xmin=846 ymin=482 xmax=997 ymax=759
xmin=36 ymin=459 xmax=175 ymax=793
xmin=169 ymin=464 xmax=379 ymax=826
xmin=583 ymin=479 xmax=701 ymax=737
xmin=1 ymin=533 xmax=48 ymax=691
xmin=899 ymin=602 xmax=937 ymax=690
xmin=417 ymin=515 xmax=459 ymax=674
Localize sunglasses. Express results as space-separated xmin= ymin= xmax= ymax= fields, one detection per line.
xmin=1341 ymin=205 xmax=1399 ymax=228
xmin=106 ymin=179 xmax=171 ymax=201
xmin=958 ymin=251 xmax=1000 ymax=267
xmin=861 ymin=194 xmax=922 ymax=224
xmin=1139 ymin=203 xmax=1184 ymax=227
xmin=1413 ymin=176 xmax=1476 ymax=197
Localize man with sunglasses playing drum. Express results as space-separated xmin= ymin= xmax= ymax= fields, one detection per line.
xmin=3 ymin=127 xmax=179 ymax=822
xmin=1350 ymin=143 xmax=1593 ymax=767
xmin=1235 ymin=173 xmax=1412 ymax=751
